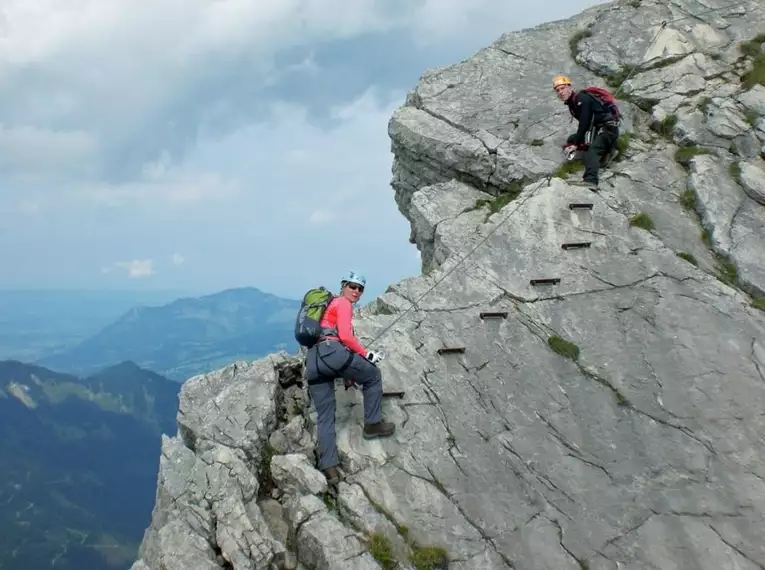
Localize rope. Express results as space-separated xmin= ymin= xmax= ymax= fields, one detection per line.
xmin=368 ymin=177 xmax=552 ymax=346
xmin=365 ymin=0 xmax=756 ymax=347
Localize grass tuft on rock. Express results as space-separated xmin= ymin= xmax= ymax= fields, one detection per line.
xmin=679 ymin=188 xmax=697 ymax=211
xmin=740 ymin=33 xmax=765 ymax=89
xmin=471 ymin=177 xmax=530 ymax=220
xmin=655 ymin=114 xmax=677 ymax=138
xmin=715 ymin=254 xmax=739 ymax=287
xmin=569 ymin=28 xmax=593 ymax=60
xmin=752 ymin=297 xmax=765 ymax=312
xmin=410 ymin=544 xmax=449 ymax=570
xmin=615 ymin=132 xmax=632 ymax=155
xmin=554 ymin=160 xmax=585 ymax=179
xmin=367 ymin=533 xmax=396 ymax=570
xmin=729 ymin=161 xmax=743 ymax=186
xmin=676 ymin=251 xmax=698 ymax=266
xmin=629 ymin=212 xmax=655 ymax=231
xmin=548 ymin=335 xmax=580 ymax=361
xmin=675 ymin=146 xmax=712 ymax=169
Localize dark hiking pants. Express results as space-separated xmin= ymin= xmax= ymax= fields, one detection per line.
xmin=305 ymin=339 xmax=383 ymax=470
xmin=583 ymin=124 xmax=619 ymax=185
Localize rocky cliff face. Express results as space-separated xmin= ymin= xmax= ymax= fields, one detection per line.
xmin=131 ymin=1 xmax=765 ymax=569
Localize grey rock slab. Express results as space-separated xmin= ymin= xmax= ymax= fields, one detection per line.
xmin=622 ymin=53 xmax=727 ymax=108
xmin=269 ymin=414 xmax=315 ymax=459
xmin=705 ymin=97 xmax=753 ymax=140
xmin=731 ymin=130 xmax=763 ymax=158
xmin=270 ymin=453 xmax=327 ymax=496
xmin=257 ymin=499 xmax=289 ymax=547
xmin=737 ymin=84 xmax=765 ymax=115
xmin=600 ymin=515 xmax=763 ymax=570
xmin=674 ymin=105 xmax=731 ymax=148
xmin=575 ymin=1 xmax=756 ymax=74
xmin=408 ymin=180 xmax=493 ymax=272
xmin=287 ymin=494 xmax=383 ymax=570
xmin=689 ymin=154 xmax=765 ymax=294
xmin=688 ymin=155 xmax=745 ymax=252
xmin=730 ymin=199 xmax=765 ymax=296
xmin=409 ymin=178 xmax=686 ymax=303
xmin=336 ymin=482 xmax=412 ymax=561
xmin=177 ymin=356 xmax=287 ymax=458
xmin=596 ymin=149 xmax=720 ymax=274
xmin=739 ymin=159 xmax=765 ymax=205
xmin=755 ymin=117 xmax=765 ymax=142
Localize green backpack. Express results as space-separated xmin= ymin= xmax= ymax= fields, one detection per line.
xmin=294 ymin=287 xmax=335 ymax=348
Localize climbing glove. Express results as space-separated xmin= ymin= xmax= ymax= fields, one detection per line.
xmin=366 ymin=350 xmax=384 ymax=364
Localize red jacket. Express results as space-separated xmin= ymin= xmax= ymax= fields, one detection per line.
xmin=319 ymin=297 xmax=366 ymax=356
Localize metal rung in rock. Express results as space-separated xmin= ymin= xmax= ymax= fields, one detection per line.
xmin=568 ymin=203 xmax=593 ymax=210
xmin=561 ymin=242 xmax=592 ymax=250
xmin=480 ymin=311 xmax=508 ymax=319
xmin=383 ymin=391 xmax=405 ymax=398
xmin=437 ymin=347 xmax=466 ymax=355
xmin=530 ymin=278 xmax=561 ymax=286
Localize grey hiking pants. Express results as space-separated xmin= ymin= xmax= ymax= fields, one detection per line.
xmin=305 ymin=339 xmax=383 ymax=470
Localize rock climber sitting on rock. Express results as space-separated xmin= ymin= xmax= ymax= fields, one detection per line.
xmin=304 ymin=271 xmax=396 ymax=485
xmin=553 ymin=74 xmax=621 ymax=191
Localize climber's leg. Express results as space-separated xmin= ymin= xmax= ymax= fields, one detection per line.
xmin=584 ymin=126 xmax=619 ymax=184
xmin=308 ymin=380 xmax=339 ymax=471
xmin=340 ymin=353 xmax=383 ymax=425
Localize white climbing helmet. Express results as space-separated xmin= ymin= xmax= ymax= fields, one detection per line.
xmin=341 ymin=270 xmax=366 ymax=288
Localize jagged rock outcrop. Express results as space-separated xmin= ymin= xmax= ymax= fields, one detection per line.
xmin=132 ymin=1 xmax=765 ymax=569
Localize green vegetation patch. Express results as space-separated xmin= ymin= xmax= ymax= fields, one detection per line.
xmin=740 ymin=33 xmax=765 ymax=90
xmin=410 ymin=544 xmax=450 ymax=570
xmin=368 ymin=533 xmax=396 ymax=570
xmin=675 ymin=146 xmax=712 ymax=169
xmin=569 ymin=28 xmax=593 ymax=59
xmin=676 ymin=252 xmax=698 ymax=266
xmin=629 ymin=212 xmax=655 ymax=231
xmin=655 ymin=114 xmax=677 ymax=138
xmin=548 ymin=335 xmax=580 ymax=362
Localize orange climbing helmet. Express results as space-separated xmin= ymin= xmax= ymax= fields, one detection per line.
xmin=552 ymin=75 xmax=572 ymax=89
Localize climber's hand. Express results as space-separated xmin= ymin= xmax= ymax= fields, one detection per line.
xmin=563 ymin=145 xmax=578 ymax=160
xmin=366 ymin=350 xmax=384 ymax=365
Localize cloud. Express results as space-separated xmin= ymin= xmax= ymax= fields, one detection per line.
xmin=0 ymin=0 xmax=612 ymax=295
xmin=0 ymin=0 xmax=608 ymax=183
xmin=102 ymin=259 xmax=154 ymax=278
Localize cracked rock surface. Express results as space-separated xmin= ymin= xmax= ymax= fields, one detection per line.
xmin=133 ymin=2 xmax=765 ymax=570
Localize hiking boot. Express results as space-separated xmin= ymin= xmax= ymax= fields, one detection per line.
xmin=569 ymin=180 xmax=599 ymax=192
xmin=322 ymin=466 xmax=342 ymax=485
xmin=363 ymin=420 xmax=396 ymax=440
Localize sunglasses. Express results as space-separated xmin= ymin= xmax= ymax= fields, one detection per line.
xmin=346 ymin=283 xmax=364 ymax=292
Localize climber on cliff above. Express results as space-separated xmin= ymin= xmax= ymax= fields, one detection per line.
xmin=553 ymin=75 xmax=620 ymax=191
xmin=301 ymin=271 xmax=396 ymax=485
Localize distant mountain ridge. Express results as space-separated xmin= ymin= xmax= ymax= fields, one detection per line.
xmin=37 ymin=286 xmax=301 ymax=381
xmin=0 ymin=359 xmax=180 ymax=570
xmin=0 ymin=288 xmax=190 ymax=362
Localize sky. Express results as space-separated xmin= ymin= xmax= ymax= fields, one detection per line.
xmin=0 ymin=0 xmax=609 ymax=301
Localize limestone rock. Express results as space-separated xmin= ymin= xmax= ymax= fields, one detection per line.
xmin=705 ymin=98 xmax=752 ymax=139
xmin=737 ymin=84 xmax=765 ymax=115
xmin=688 ymin=155 xmax=765 ymax=295
xmin=270 ymin=453 xmax=327 ymax=496
xmin=269 ymin=415 xmax=315 ymax=458
xmin=739 ymin=159 xmax=765 ymax=205
xmin=289 ymin=495 xmax=383 ymax=570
